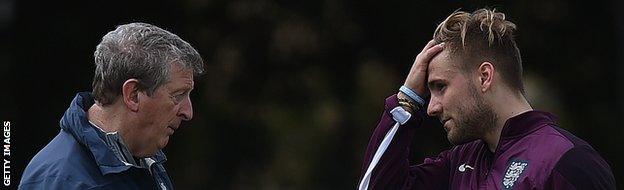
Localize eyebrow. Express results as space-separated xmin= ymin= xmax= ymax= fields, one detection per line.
xmin=173 ymin=86 xmax=193 ymax=94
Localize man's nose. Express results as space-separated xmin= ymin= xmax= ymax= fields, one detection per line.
xmin=178 ymin=96 xmax=193 ymax=121
xmin=427 ymin=97 xmax=441 ymax=117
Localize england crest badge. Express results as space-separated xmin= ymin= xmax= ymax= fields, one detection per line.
xmin=502 ymin=159 xmax=529 ymax=189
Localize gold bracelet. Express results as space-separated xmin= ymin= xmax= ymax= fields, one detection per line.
xmin=398 ymin=98 xmax=420 ymax=112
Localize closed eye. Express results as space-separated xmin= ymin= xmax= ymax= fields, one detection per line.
xmin=428 ymin=81 xmax=447 ymax=93
xmin=171 ymin=92 xmax=187 ymax=104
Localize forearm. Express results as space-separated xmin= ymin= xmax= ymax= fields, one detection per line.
xmin=358 ymin=94 xmax=425 ymax=190
xmin=359 ymin=40 xmax=446 ymax=190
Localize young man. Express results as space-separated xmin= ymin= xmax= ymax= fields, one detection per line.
xmin=358 ymin=9 xmax=615 ymax=189
xmin=19 ymin=23 xmax=204 ymax=189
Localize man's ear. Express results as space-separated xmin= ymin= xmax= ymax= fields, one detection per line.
xmin=477 ymin=62 xmax=494 ymax=92
xmin=121 ymin=79 xmax=141 ymax=112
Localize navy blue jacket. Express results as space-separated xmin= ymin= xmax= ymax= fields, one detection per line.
xmin=19 ymin=92 xmax=173 ymax=189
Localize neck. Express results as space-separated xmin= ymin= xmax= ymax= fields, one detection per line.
xmin=88 ymin=103 xmax=138 ymax=155
xmin=483 ymin=91 xmax=533 ymax=152
xmin=88 ymin=104 xmax=122 ymax=132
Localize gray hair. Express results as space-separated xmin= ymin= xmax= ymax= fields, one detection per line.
xmin=92 ymin=22 xmax=204 ymax=106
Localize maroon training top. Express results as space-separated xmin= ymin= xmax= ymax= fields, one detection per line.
xmin=359 ymin=95 xmax=616 ymax=189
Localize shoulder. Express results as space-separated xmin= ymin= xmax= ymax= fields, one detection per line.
xmin=514 ymin=124 xmax=576 ymax=163
xmin=548 ymin=144 xmax=616 ymax=189
xmin=20 ymin=130 xmax=102 ymax=188
xmin=531 ymin=125 xmax=616 ymax=189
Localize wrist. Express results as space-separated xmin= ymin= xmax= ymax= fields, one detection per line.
xmin=399 ymin=85 xmax=426 ymax=106
xmin=397 ymin=92 xmax=421 ymax=113
xmin=397 ymin=91 xmax=410 ymax=100
xmin=402 ymin=80 xmax=424 ymax=95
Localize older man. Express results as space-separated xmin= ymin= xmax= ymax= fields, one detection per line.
xmin=358 ymin=9 xmax=615 ymax=189
xmin=19 ymin=23 xmax=204 ymax=189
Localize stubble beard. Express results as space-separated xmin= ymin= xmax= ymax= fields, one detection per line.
xmin=447 ymin=85 xmax=498 ymax=145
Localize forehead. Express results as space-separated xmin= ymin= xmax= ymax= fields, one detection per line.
xmin=165 ymin=64 xmax=194 ymax=91
xmin=427 ymin=50 xmax=460 ymax=81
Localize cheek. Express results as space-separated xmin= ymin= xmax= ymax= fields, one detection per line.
xmin=139 ymin=101 xmax=176 ymax=128
xmin=441 ymin=93 xmax=460 ymax=114
xmin=449 ymin=86 xmax=475 ymax=109
xmin=146 ymin=99 xmax=176 ymax=115
xmin=454 ymin=98 xmax=475 ymax=120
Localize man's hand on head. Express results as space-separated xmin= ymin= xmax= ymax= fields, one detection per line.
xmin=402 ymin=40 xmax=444 ymax=96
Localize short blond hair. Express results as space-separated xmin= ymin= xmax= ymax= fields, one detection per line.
xmin=433 ymin=8 xmax=524 ymax=93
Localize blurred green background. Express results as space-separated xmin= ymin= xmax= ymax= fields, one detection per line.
xmin=1 ymin=0 xmax=623 ymax=189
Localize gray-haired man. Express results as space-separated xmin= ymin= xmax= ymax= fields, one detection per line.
xmin=19 ymin=23 xmax=204 ymax=189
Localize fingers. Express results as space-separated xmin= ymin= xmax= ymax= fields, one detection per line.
xmin=414 ymin=42 xmax=444 ymax=70
xmin=420 ymin=40 xmax=437 ymax=54
xmin=419 ymin=43 xmax=444 ymax=65
xmin=403 ymin=41 xmax=445 ymax=95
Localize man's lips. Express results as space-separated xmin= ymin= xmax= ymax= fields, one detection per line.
xmin=440 ymin=118 xmax=451 ymax=131
xmin=167 ymin=125 xmax=178 ymax=134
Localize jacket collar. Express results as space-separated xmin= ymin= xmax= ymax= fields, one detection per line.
xmin=59 ymin=92 xmax=167 ymax=175
xmin=499 ymin=110 xmax=558 ymax=140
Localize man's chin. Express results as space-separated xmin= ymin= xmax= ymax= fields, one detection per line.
xmin=159 ymin=137 xmax=170 ymax=149
xmin=447 ymin=134 xmax=478 ymax=145
xmin=139 ymin=138 xmax=169 ymax=157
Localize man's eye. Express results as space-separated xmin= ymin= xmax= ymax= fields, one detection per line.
xmin=433 ymin=83 xmax=446 ymax=91
xmin=172 ymin=94 xmax=184 ymax=103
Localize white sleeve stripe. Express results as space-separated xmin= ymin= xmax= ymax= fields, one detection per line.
xmin=358 ymin=107 xmax=411 ymax=190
